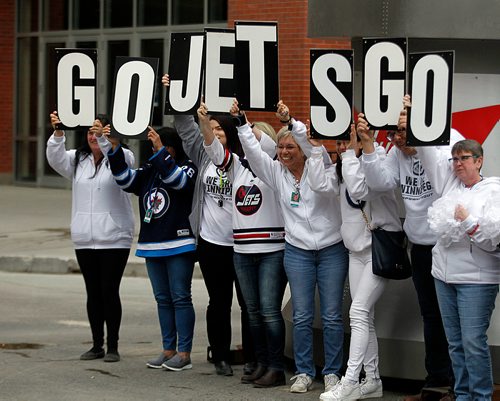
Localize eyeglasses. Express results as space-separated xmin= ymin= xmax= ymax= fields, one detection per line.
xmin=448 ymin=155 xmax=477 ymax=163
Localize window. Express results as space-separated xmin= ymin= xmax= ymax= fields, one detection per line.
xmin=104 ymin=0 xmax=133 ymax=28
xmin=137 ymin=0 xmax=168 ymax=26
xmin=18 ymin=0 xmax=39 ymax=32
xmin=73 ymin=0 xmax=100 ymax=29
xmin=208 ymin=0 xmax=227 ymax=23
xmin=43 ymin=0 xmax=69 ymax=31
xmin=172 ymin=0 xmax=203 ymax=25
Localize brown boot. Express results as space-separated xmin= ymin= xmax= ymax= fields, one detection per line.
xmin=253 ymin=369 xmax=286 ymax=388
xmin=404 ymin=393 xmax=422 ymax=401
xmin=241 ymin=364 xmax=267 ymax=384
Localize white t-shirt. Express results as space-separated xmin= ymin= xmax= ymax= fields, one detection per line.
xmin=199 ymin=162 xmax=234 ymax=246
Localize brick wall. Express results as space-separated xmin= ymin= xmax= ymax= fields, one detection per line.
xmin=228 ymin=0 xmax=350 ymax=151
xmin=0 ymin=0 xmax=15 ymax=180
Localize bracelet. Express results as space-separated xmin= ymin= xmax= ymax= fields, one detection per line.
xmin=250 ymin=123 xmax=255 ymax=129
xmin=280 ymin=116 xmax=291 ymax=124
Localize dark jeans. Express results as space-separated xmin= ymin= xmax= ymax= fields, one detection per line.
xmin=197 ymin=236 xmax=254 ymax=363
xmin=411 ymin=244 xmax=453 ymax=387
xmin=75 ymin=248 xmax=130 ymax=350
xmin=234 ymin=250 xmax=287 ymax=370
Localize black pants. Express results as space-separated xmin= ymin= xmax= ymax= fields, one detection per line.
xmin=411 ymin=244 xmax=453 ymax=387
xmin=196 ymin=236 xmax=254 ymax=363
xmin=75 ymin=248 xmax=130 ymax=350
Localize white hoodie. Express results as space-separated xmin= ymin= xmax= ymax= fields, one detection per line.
xmin=46 ymin=133 xmax=135 ymax=249
xmin=417 ymin=146 xmax=500 ymax=284
xmin=238 ymin=121 xmax=342 ymax=251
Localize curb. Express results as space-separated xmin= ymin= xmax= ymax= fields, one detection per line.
xmin=0 ymin=256 xmax=203 ymax=279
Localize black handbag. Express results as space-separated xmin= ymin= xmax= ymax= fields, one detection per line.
xmin=371 ymin=228 xmax=412 ymax=280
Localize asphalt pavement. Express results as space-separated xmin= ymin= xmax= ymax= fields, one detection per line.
xmin=0 ymin=185 xmax=413 ymax=401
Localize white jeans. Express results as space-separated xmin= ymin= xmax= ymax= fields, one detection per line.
xmin=345 ymin=247 xmax=387 ymax=382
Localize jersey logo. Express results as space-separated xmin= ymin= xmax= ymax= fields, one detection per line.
xmin=412 ymin=159 xmax=424 ymax=176
xmin=143 ymin=187 xmax=170 ymax=219
xmin=235 ymin=185 xmax=262 ymax=215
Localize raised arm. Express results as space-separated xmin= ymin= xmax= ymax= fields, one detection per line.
xmin=147 ymin=127 xmax=198 ymax=193
xmin=45 ymin=111 xmax=76 ymax=179
xmin=358 ymin=112 xmax=400 ymax=191
xmin=237 ymin=121 xmax=280 ymax=189
xmin=277 ymin=100 xmax=331 ymax=167
xmin=163 ymin=73 xmax=207 ymax=167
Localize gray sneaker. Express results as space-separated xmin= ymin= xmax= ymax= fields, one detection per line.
xmin=162 ymin=354 xmax=192 ymax=371
xmin=146 ymin=353 xmax=171 ymax=369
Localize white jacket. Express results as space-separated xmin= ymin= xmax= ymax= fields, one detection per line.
xmin=46 ymin=133 xmax=135 ymax=249
xmin=339 ymin=148 xmax=403 ymax=252
xmin=418 ymin=146 xmax=500 ymax=284
xmin=238 ymin=121 xmax=342 ymax=251
xmin=204 ymin=128 xmax=285 ymax=254
xmin=361 ymin=130 xmax=463 ymax=245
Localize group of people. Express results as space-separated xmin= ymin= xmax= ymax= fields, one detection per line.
xmin=47 ymin=81 xmax=499 ymax=400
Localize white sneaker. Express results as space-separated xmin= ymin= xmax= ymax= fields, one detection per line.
xmin=324 ymin=373 xmax=340 ymax=392
xmin=320 ymin=377 xmax=361 ymax=401
xmin=359 ymin=377 xmax=383 ymax=399
xmin=289 ymin=373 xmax=313 ymax=393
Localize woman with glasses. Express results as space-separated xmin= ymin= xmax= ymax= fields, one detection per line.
xmin=234 ymin=105 xmax=348 ymax=394
xmin=416 ymin=128 xmax=500 ymax=401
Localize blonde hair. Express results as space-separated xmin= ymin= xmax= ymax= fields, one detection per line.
xmin=276 ymin=126 xmax=293 ymax=144
xmin=253 ymin=121 xmax=277 ymax=143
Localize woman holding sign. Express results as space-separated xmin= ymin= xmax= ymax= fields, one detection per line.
xmin=310 ymin=122 xmax=403 ymax=401
xmin=234 ymin=108 xmax=348 ymax=394
xmin=163 ymin=75 xmax=255 ymax=377
xmin=46 ymin=112 xmax=135 ymax=363
xmin=199 ymin=98 xmax=288 ymax=387
xmin=97 ymin=125 xmax=198 ymax=372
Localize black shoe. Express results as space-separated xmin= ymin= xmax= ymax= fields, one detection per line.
xmin=215 ymin=361 xmax=233 ymax=376
xmin=80 ymin=347 xmax=105 ymax=360
xmin=241 ymin=364 xmax=267 ymax=383
xmin=243 ymin=361 xmax=257 ymax=375
xmin=253 ymin=369 xmax=286 ymax=388
xmin=104 ymin=350 xmax=120 ymax=362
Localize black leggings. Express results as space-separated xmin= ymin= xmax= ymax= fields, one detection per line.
xmin=196 ymin=237 xmax=254 ymax=363
xmin=75 ymin=248 xmax=130 ymax=350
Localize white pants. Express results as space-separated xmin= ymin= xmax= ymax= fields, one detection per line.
xmin=345 ymin=247 xmax=387 ymax=382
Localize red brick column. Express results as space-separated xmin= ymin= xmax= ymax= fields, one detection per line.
xmin=0 ymin=0 xmax=15 ymax=181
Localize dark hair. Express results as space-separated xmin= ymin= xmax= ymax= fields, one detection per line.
xmin=74 ymin=114 xmax=109 ymax=176
xmin=210 ymin=115 xmax=244 ymax=158
xmin=451 ymin=139 xmax=483 ymax=158
xmin=336 ymin=156 xmax=343 ymax=183
xmin=157 ymin=126 xmax=187 ymax=162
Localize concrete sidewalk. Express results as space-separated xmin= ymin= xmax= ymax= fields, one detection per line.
xmin=0 ymin=184 xmax=201 ymax=278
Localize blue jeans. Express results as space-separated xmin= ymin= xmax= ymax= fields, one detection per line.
xmin=435 ymin=279 xmax=498 ymax=401
xmin=411 ymin=244 xmax=453 ymax=387
xmin=234 ymin=250 xmax=287 ymax=370
xmin=146 ymin=253 xmax=195 ymax=353
xmin=284 ymin=241 xmax=349 ymax=377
